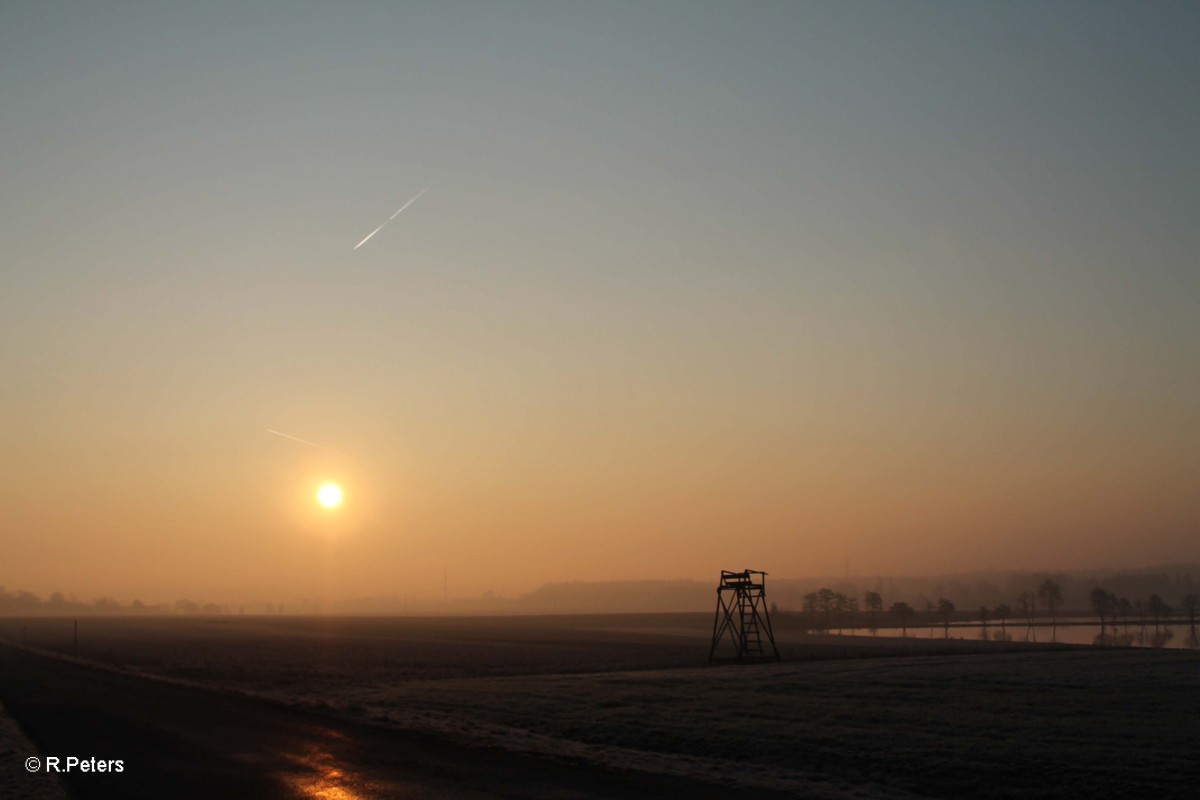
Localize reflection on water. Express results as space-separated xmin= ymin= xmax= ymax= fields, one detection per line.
xmin=878 ymin=623 xmax=1198 ymax=649
xmin=1093 ymin=628 xmax=1188 ymax=648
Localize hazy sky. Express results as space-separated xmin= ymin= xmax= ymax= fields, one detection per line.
xmin=3 ymin=2 xmax=1198 ymax=604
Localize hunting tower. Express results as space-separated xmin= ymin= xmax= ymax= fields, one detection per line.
xmin=708 ymin=569 xmax=780 ymax=662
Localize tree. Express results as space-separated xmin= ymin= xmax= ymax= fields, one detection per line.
xmin=937 ymin=598 xmax=956 ymax=637
xmin=1147 ymin=594 xmax=1171 ymax=632
xmin=93 ymin=597 xmax=121 ymax=613
xmin=1017 ymin=591 xmax=1034 ymax=625
xmin=841 ymin=595 xmax=859 ymax=634
xmin=863 ymin=591 xmax=883 ymax=635
xmin=1038 ymin=579 xmax=1063 ymax=626
xmin=174 ymin=598 xmax=199 ymax=615
xmin=1116 ymin=597 xmax=1132 ymax=633
xmin=802 ymin=591 xmax=822 ymax=632
xmin=818 ymin=588 xmax=838 ymax=632
xmin=1090 ymin=587 xmax=1116 ymax=633
xmin=993 ymin=603 xmax=1012 ymax=635
xmin=890 ymin=601 xmax=916 ymax=637
xmin=1181 ymin=594 xmax=1199 ymax=636
xmin=827 ymin=591 xmax=855 ymax=634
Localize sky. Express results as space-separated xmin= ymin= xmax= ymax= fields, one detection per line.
xmin=2 ymin=2 xmax=1198 ymax=606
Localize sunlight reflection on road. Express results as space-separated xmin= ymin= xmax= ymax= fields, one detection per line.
xmin=281 ymin=729 xmax=372 ymax=800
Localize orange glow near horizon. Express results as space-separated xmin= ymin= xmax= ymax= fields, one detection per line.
xmin=3 ymin=4 xmax=1198 ymax=608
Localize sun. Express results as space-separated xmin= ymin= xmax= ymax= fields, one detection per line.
xmin=316 ymin=482 xmax=344 ymax=509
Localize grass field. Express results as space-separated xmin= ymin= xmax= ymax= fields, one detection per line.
xmin=3 ymin=615 xmax=1198 ymax=798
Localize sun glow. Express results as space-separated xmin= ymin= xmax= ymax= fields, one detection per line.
xmin=317 ymin=483 xmax=344 ymax=509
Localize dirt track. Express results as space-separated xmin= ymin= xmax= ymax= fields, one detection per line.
xmin=0 ymin=644 xmax=760 ymax=800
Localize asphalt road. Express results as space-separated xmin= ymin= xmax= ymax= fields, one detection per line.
xmin=0 ymin=644 xmax=742 ymax=799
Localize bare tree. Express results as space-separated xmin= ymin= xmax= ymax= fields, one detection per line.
xmin=1148 ymin=594 xmax=1170 ymax=633
xmin=1015 ymin=592 xmax=1036 ymax=640
xmin=993 ymin=603 xmax=1012 ymax=636
xmin=863 ymin=591 xmax=883 ymax=635
xmin=843 ymin=595 xmax=859 ymax=635
xmin=937 ymin=598 xmax=956 ymax=638
xmin=1017 ymin=591 xmax=1034 ymax=625
xmin=802 ymin=591 xmax=821 ymax=632
xmin=890 ymin=601 xmax=916 ymax=637
xmin=1117 ymin=596 xmax=1132 ymax=633
xmin=1181 ymin=594 xmax=1199 ymax=636
xmin=979 ymin=606 xmax=990 ymax=636
xmin=818 ymin=587 xmax=838 ymax=633
xmin=833 ymin=591 xmax=848 ymax=634
xmin=1090 ymin=587 xmax=1115 ymax=634
xmin=1038 ymin=579 xmax=1063 ymax=626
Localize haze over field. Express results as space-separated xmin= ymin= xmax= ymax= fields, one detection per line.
xmin=2 ymin=3 xmax=1198 ymax=606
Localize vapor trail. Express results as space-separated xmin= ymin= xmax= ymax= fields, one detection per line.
xmin=353 ymin=186 xmax=429 ymax=250
xmin=266 ymin=429 xmax=331 ymax=451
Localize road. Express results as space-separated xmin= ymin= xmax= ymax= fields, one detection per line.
xmin=0 ymin=644 xmax=739 ymax=799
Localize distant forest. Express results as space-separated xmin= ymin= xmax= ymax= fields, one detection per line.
xmin=505 ymin=566 xmax=1200 ymax=619
xmin=2 ymin=564 xmax=1198 ymax=617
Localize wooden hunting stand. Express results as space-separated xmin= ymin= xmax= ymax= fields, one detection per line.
xmin=708 ymin=569 xmax=780 ymax=662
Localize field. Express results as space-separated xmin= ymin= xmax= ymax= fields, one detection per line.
xmin=3 ymin=615 xmax=1199 ymax=798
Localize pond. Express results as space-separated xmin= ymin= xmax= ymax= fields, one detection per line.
xmin=869 ymin=621 xmax=1198 ymax=649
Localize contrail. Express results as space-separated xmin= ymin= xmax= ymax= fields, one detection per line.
xmin=266 ymin=429 xmax=332 ymax=451
xmin=353 ymin=186 xmax=429 ymax=250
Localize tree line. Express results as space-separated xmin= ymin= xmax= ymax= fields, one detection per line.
xmin=1089 ymin=587 xmax=1198 ymax=637
xmin=0 ymin=587 xmax=274 ymax=616
xmin=783 ymin=578 xmax=1199 ymax=640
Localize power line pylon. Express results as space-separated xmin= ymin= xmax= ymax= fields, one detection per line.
xmin=708 ymin=569 xmax=781 ymax=662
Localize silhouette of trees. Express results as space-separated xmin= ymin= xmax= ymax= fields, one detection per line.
xmin=937 ymin=598 xmax=955 ymax=637
xmin=1116 ymin=596 xmax=1132 ymax=633
xmin=993 ymin=603 xmax=1012 ymax=636
xmin=801 ymin=592 xmax=818 ymax=630
xmin=818 ymin=587 xmax=838 ymax=632
xmin=0 ymin=588 xmax=43 ymax=613
xmin=1090 ymin=587 xmax=1116 ymax=633
xmin=802 ymin=588 xmax=860 ymax=634
xmin=839 ymin=594 xmax=858 ymax=634
xmin=890 ymin=601 xmax=916 ymax=637
xmin=863 ymin=591 xmax=883 ymax=635
xmin=1181 ymin=593 xmax=1199 ymax=636
xmin=1017 ymin=591 xmax=1034 ymax=626
xmin=93 ymin=597 xmax=121 ymax=613
xmin=1148 ymin=594 xmax=1171 ymax=632
xmin=1038 ymin=579 xmax=1063 ymax=626
xmin=174 ymin=598 xmax=199 ymax=615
